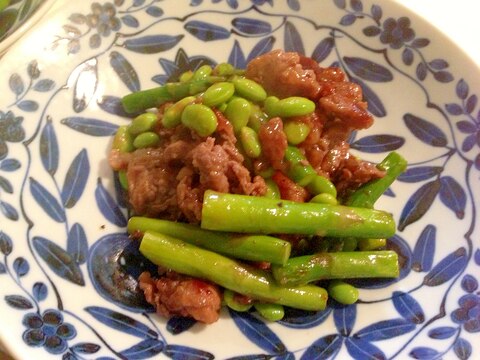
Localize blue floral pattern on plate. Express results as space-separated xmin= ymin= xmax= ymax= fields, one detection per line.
xmin=0 ymin=0 xmax=479 ymax=359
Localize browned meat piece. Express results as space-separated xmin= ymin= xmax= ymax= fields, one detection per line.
xmin=246 ymin=49 xmax=321 ymax=99
xmin=139 ymin=271 xmax=222 ymax=324
xmin=272 ymin=171 xmax=308 ymax=202
xmin=258 ymin=117 xmax=288 ymax=170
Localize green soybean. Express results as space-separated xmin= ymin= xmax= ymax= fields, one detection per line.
xmin=179 ymin=70 xmax=193 ymax=83
xmin=233 ymin=78 xmax=267 ymax=102
xmin=225 ymin=97 xmax=252 ymax=133
xmin=240 ymin=126 xmax=262 ymax=158
xmin=264 ymin=96 xmax=280 ymax=118
xmin=284 ymin=146 xmax=317 ymax=186
xmin=112 ymin=126 xmax=134 ymax=153
xmin=213 ymin=63 xmax=235 ymax=76
xmin=248 ymin=104 xmax=268 ymax=132
xmin=128 ymin=112 xmax=158 ymax=136
xmin=268 ymin=97 xmax=316 ymax=118
xmin=307 ymin=175 xmax=337 ymax=198
xmin=254 ymin=303 xmax=285 ymax=321
xmin=181 ymin=104 xmax=218 ymax=137
xmin=264 ymin=178 xmax=280 ymax=199
xmin=358 ymin=238 xmax=387 ymax=251
xmin=310 ymin=193 xmax=338 ymax=205
xmin=284 ymin=120 xmax=311 ymax=145
xmin=224 ymin=289 xmax=252 ymax=312
xmin=327 ymin=280 xmax=359 ymax=305
xmin=162 ymin=96 xmax=196 ymax=128
xmin=133 ymin=131 xmax=160 ymax=149
xmin=192 ymin=64 xmax=212 ymax=81
xmin=202 ymin=82 xmax=235 ymax=107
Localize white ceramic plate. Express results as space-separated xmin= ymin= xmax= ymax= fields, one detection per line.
xmin=0 ymin=1 xmax=479 ymax=359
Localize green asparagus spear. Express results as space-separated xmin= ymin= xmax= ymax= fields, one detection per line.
xmin=271 ymin=250 xmax=399 ymax=286
xmin=140 ymin=231 xmax=328 ymax=311
xmin=201 ymin=190 xmax=396 ymax=238
xmin=128 ymin=217 xmax=291 ymax=265
xmin=344 ymin=152 xmax=407 ymax=208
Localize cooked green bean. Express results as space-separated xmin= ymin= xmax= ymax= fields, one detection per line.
xmin=127 ymin=216 xmax=291 ymax=265
xmin=254 ymin=303 xmax=285 ymax=321
xmin=112 ymin=125 xmax=134 ymax=153
xmin=233 ymin=78 xmax=267 ymax=102
xmin=268 ymin=97 xmax=316 ymax=118
xmin=128 ymin=112 xmax=158 ymax=136
xmin=310 ymin=193 xmax=338 ymax=205
xmin=192 ymin=64 xmax=213 ymax=81
xmin=201 ymin=191 xmax=396 ymax=238
xmin=133 ymin=132 xmax=160 ymax=149
xmin=202 ymin=82 xmax=235 ymax=107
xmin=162 ymin=96 xmax=196 ymax=128
xmin=240 ymin=126 xmax=262 ymax=158
xmin=358 ymin=238 xmax=387 ymax=251
xmin=271 ymin=250 xmax=399 ymax=286
xmin=181 ymin=104 xmax=218 ymax=137
xmin=264 ymin=178 xmax=280 ymax=199
xmin=284 ymin=146 xmax=317 ymax=186
xmin=327 ymin=280 xmax=359 ymax=305
xmin=140 ymin=231 xmax=328 ymax=311
xmin=224 ymin=289 xmax=252 ymax=312
xmin=225 ymin=97 xmax=252 ymax=133
xmin=284 ymin=120 xmax=311 ymax=145
xmin=179 ymin=70 xmax=193 ymax=83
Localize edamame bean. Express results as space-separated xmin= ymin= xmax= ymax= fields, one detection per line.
xmin=162 ymin=96 xmax=196 ymax=128
xmin=218 ymin=102 xmax=228 ymax=112
xmin=284 ymin=146 xmax=316 ymax=186
xmin=248 ymin=104 xmax=268 ymax=132
xmin=264 ymin=178 xmax=280 ymax=199
xmin=240 ymin=126 xmax=262 ymax=158
xmin=254 ymin=303 xmax=285 ymax=321
xmin=181 ymin=103 xmax=218 ymax=137
xmin=310 ymin=193 xmax=338 ymax=205
xmin=225 ymin=97 xmax=252 ymax=133
xmin=233 ymin=78 xmax=267 ymax=102
xmin=284 ymin=120 xmax=311 ymax=145
xmin=342 ymin=238 xmax=358 ymax=252
xmin=179 ymin=70 xmax=193 ymax=83
xmin=307 ymin=175 xmax=337 ymax=197
xmin=358 ymin=238 xmax=387 ymax=251
xmin=213 ymin=63 xmax=235 ymax=76
xmin=327 ymin=280 xmax=359 ymax=305
xmin=224 ymin=289 xmax=252 ymax=312
xmin=264 ymin=96 xmax=279 ymax=117
xmin=112 ymin=126 xmax=134 ymax=153
xmin=202 ymin=82 xmax=235 ymax=107
xmin=128 ymin=112 xmax=158 ymax=136
xmin=192 ymin=64 xmax=213 ymax=81
xmin=118 ymin=170 xmax=128 ymax=190
xmin=133 ymin=131 xmax=160 ymax=149
xmin=268 ymin=97 xmax=316 ymax=118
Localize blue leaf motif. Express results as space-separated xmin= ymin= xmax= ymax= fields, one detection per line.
xmin=17 ymin=100 xmax=39 ymax=112
xmin=40 ymin=119 xmax=59 ymax=175
xmin=446 ymin=103 xmax=463 ymax=115
xmin=33 ymin=236 xmax=85 ymax=286
xmin=350 ymin=134 xmax=404 ymax=153
xmin=284 ymin=21 xmax=304 ymax=54
xmin=456 ymin=79 xmax=469 ymax=99
xmin=340 ymin=14 xmax=356 ymax=26
xmin=229 ymin=309 xmax=286 ymax=354
xmin=71 ymin=343 xmax=101 ymax=354
xmin=428 ymin=326 xmax=456 ymax=339
xmin=0 ymin=201 xmax=19 ymax=220
xmin=345 ymin=338 xmax=385 ymax=360
xmin=311 ymin=37 xmax=334 ymax=63
xmin=371 ymin=4 xmax=382 ymax=21
xmin=287 ymin=0 xmax=300 ymax=10
xmin=409 ymin=347 xmax=439 ymax=359
xmin=95 ymin=178 xmax=127 ymax=226
xmin=228 ymin=40 xmax=246 ymax=69
xmin=124 ymin=35 xmax=184 ymax=54
xmin=32 ymin=282 xmax=48 ymax=302
xmin=350 ymin=0 xmax=363 ymax=11
xmin=67 ymin=223 xmax=88 ymax=264
xmin=9 ymin=73 xmax=24 ymax=96
xmin=232 ymin=18 xmax=272 ymax=35
xmin=4 ymin=295 xmax=33 ymax=309
xmin=398 ymin=179 xmax=440 ymax=231
xmin=412 ymin=225 xmax=436 ymax=272
xmin=278 ymin=307 xmax=332 ymax=329
xmin=423 ymin=247 xmax=467 ymax=286
xmin=454 ymin=338 xmax=472 ymax=360
xmin=0 ymin=231 xmax=12 ymax=255
xmin=33 ymin=79 xmax=55 ymax=92
xmin=344 ymin=57 xmax=393 ymax=82
xmin=0 ymin=176 xmax=13 ymax=193
xmin=461 ymin=274 xmax=478 ymax=293
xmin=61 ymin=149 xmax=90 ymax=208
xmin=403 ymin=113 xmax=448 ymax=147
xmin=121 ymin=15 xmax=139 ymax=28
xmin=439 ymin=176 xmax=466 ymax=219
xmin=166 ymin=316 xmax=196 ymax=335
xmin=351 ymin=77 xmax=386 ymax=117
xmin=13 ymin=257 xmax=29 ymax=277
xmin=29 ymin=177 xmax=66 ymax=222
xmin=392 ymin=291 xmax=425 ymax=324
xmin=146 ymin=6 xmax=164 ymax=17
xmin=110 ymin=51 xmax=141 ymax=92
xmin=120 ymin=339 xmax=164 ymax=359
xmin=61 ymin=117 xmax=119 ymax=136
xmin=97 ymin=96 xmax=136 ymax=118
xmin=0 ymin=158 xmax=21 ymax=171
xmin=475 ymin=249 xmax=480 ymax=265
xmin=85 ymin=306 xmax=157 ymax=339
xmin=246 ymin=36 xmax=275 ymax=63
xmin=184 ymin=21 xmax=230 ymax=42
xmin=300 ymin=334 xmax=342 ymax=360
xmin=163 ymin=344 xmax=214 ymax=360
xmin=397 ymin=166 xmax=443 ymax=183
xmin=355 ymin=318 xmax=416 ymax=341
xmin=334 ymin=0 xmax=346 ymax=9
xmin=226 ymin=0 xmax=239 ymax=9
xmin=0 ymin=262 xmax=5 ymax=274
xmin=333 ymin=304 xmax=356 ymax=336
